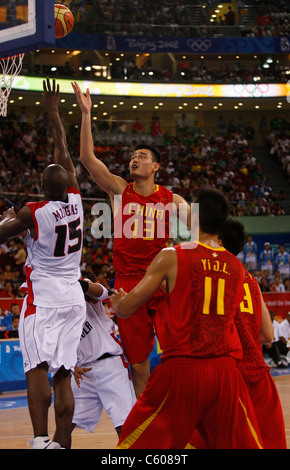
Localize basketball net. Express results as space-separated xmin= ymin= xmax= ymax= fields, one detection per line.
xmin=0 ymin=53 xmax=24 ymax=117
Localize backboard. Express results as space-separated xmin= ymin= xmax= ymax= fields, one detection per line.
xmin=0 ymin=0 xmax=55 ymax=59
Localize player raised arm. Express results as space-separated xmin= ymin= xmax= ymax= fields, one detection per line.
xmin=71 ymin=81 xmax=127 ymax=201
xmin=43 ymin=77 xmax=79 ymax=191
xmin=110 ymin=247 xmax=177 ymax=318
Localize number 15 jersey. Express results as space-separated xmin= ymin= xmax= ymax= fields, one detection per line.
xmin=24 ymin=186 xmax=84 ymax=308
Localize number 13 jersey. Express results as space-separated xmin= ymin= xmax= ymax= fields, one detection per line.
xmin=113 ymin=183 xmax=173 ymax=276
xmin=24 ymin=186 xmax=84 ymax=308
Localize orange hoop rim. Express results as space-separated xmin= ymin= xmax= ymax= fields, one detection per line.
xmin=0 ymin=53 xmax=25 ymax=61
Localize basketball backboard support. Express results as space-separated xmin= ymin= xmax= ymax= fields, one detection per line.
xmin=0 ymin=0 xmax=55 ymax=59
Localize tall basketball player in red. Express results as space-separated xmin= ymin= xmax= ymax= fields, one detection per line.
xmin=110 ymin=188 xmax=263 ymax=449
xmin=72 ymin=81 xmax=190 ymax=396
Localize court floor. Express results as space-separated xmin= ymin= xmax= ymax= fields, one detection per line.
xmin=0 ymin=371 xmax=289 ymax=450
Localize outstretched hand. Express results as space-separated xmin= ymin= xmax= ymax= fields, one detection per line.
xmin=110 ymin=288 xmax=127 ymax=314
xmin=42 ymin=77 xmax=60 ymax=111
xmin=71 ymin=81 xmax=92 ymax=115
xmin=73 ymin=365 xmax=92 ymax=387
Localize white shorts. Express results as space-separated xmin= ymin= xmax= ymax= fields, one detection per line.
xmin=261 ymin=263 xmax=273 ymax=274
xmin=19 ymin=296 xmax=86 ymax=377
xmin=71 ymin=355 xmax=136 ymax=432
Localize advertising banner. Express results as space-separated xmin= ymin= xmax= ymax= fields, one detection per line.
xmin=0 ymin=340 xmax=26 ymax=392
xmin=57 ymin=33 xmax=290 ymax=54
xmin=11 ymin=76 xmax=289 ymax=100
xmin=262 ymin=293 xmax=290 ymax=320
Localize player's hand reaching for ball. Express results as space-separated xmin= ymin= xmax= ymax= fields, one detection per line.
xmin=42 ymin=77 xmax=59 ymax=113
xmin=71 ymin=81 xmax=92 ymax=115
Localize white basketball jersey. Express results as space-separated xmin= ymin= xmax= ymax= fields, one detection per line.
xmin=77 ymin=298 xmax=123 ymax=367
xmin=24 ymin=186 xmax=84 ymax=307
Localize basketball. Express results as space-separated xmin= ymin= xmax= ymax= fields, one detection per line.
xmin=54 ymin=4 xmax=74 ymax=39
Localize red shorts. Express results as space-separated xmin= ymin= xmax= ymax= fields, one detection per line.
xmin=117 ymin=357 xmax=263 ymax=449
xmin=246 ymin=372 xmax=286 ymax=449
xmin=114 ymin=275 xmax=167 ymax=365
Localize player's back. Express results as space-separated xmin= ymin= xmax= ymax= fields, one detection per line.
xmin=235 ymin=270 xmax=270 ymax=381
xmin=24 ymin=186 xmax=84 ymax=307
xmin=162 ymin=242 xmax=244 ymax=361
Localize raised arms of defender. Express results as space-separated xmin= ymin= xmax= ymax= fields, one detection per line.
xmin=43 ymin=77 xmax=79 ymax=191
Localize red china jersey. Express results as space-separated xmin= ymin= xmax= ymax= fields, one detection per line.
xmin=162 ymin=242 xmax=245 ymax=361
xmin=113 ymin=183 xmax=173 ymax=276
xmin=234 ymin=270 xmax=270 ymax=382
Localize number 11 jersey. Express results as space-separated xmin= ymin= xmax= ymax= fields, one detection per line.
xmin=162 ymin=241 xmax=245 ymax=362
xmin=24 ymin=186 xmax=84 ymax=308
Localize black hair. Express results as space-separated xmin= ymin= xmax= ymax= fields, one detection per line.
xmin=134 ymin=144 xmax=161 ymax=164
xmin=195 ymin=188 xmax=229 ymax=235
xmin=218 ymin=218 xmax=247 ymax=256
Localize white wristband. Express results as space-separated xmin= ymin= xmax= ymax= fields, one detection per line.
xmin=97 ymin=284 xmax=109 ymax=301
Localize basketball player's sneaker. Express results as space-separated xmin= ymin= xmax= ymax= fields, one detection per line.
xmin=29 ymin=436 xmax=61 ymax=449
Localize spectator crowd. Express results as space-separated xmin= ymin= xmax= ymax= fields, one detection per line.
xmin=238 ymin=236 xmax=290 ymax=294
xmin=265 ymin=129 xmax=290 ymax=183
xmin=61 ymin=0 xmax=290 ymax=38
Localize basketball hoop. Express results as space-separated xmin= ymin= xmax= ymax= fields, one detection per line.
xmin=0 ymin=53 xmax=24 ymax=117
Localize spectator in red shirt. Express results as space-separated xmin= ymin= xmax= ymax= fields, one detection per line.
xmin=132 ymin=117 xmax=144 ymax=134
xmin=0 ymin=280 xmax=16 ymax=298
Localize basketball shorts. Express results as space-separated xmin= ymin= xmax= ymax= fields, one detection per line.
xmin=71 ymin=355 xmax=136 ymax=432
xmin=19 ymin=296 xmax=86 ymax=377
xmin=245 ymin=372 xmax=286 ymax=449
xmin=117 ymin=357 xmax=263 ymax=449
xmin=114 ymin=275 xmax=167 ymax=365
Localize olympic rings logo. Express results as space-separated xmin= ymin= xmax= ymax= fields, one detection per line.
xmin=233 ymin=83 xmax=270 ymax=97
xmin=186 ymin=39 xmax=212 ymax=51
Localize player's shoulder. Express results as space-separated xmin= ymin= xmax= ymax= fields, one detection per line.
xmin=161 ymin=246 xmax=176 ymax=254
xmin=67 ymin=185 xmax=81 ymax=195
xmin=25 ymin=200 xmax=50 ymax=215
xmin=244 ymin=269 xmax=255 ymax=281
xmin=158 ymin=184 xmax=174 ymax=199
xmin=153 ymin=246 xmax=177 ymax=264
xmin=122 ymin=181 xmax=134 ymax=195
